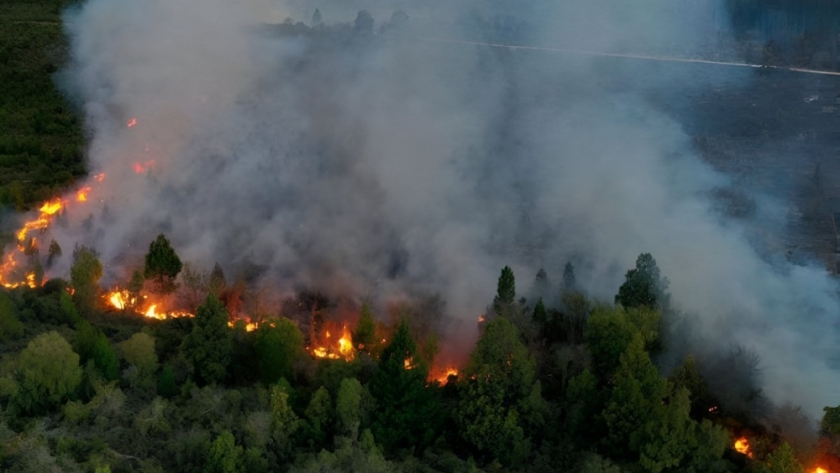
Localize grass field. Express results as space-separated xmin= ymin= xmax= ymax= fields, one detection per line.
xmin=0 ymin=0 xmax=85 ymax=210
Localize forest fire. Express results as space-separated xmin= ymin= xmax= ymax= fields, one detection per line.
xmin=811 ymin=467 xmax=828 ymax=473
xmin=311 ymin=323 xmax=355 ymax=361
xmin=734 ymin=437 xmax=754 ymax=459
xmin=76 ymin=186 xmax=92 ymax=202
xmin=16 ymin=199 xmax=63 ymax=242
xmin=430 ymin=367 xmax=459 ymax=384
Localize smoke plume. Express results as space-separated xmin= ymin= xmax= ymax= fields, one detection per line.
xmin=45 ymin=0 xmax=840 ymax=418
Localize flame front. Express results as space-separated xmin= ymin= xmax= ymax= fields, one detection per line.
xmin=16 ymin=199 xmax=63 ymax=242
xmin=312 ymin=322 xmax=355 ymax=361
xmin=734 ymin=437 xmax=754 ymax=459
xmin=431 ymin=367 xmax=459 ymax=384
xmin=811 ymin=468 xmax=828 ymax=473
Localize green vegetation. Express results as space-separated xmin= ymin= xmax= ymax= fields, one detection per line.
xmin=0 ymin=0 xmax=85 ymax=209
xmin=144 ymin=234 xmax=183 ymax=294
xmin=0 ymin=250 xmax=826 ymax=472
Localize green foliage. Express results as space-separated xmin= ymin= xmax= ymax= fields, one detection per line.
xmin=182 ymin=295 xmax=233 ymax=385
xmin=269 ymin=384 xmax=299 ymax=462
xmin=144 ymin=234 xmax=183 ymax=294
xmin=370 ymin=318 xmax=440 ymax=454
xmin=456 ymin=316 xmax=540 ymax=466
xmin=302 ymin=385 xmax=332 ymax=450
xmin=601 ymin=336 xmax=666 ymax=459
xmin=493 ymin=265 xmax=516 ymax=311
xmin=59 ymin=289 xmax=79 ymax=322
xmin=255 ymin=318 xmax=303 ymax=385
xmin=0 ymin=1 xmax=85 ymax=209
xmin=670 ymin=355 xmax=715 ymax=419
xmin=0 ymin=290 xmax=23 ymax=340
xmin=585 ymin=306 xmax=638 ymax=381
xmin=353 ymin=302 xmax=378 ymax=355
xmin=70 ymin=245 xmax=102 ymax=312
xmin=157 ymin=364 xmax=177 ymax=398
xmin=119 ymin=332 xmax=158 ymax=373
xmin=206 ymin=430 xmax=244 ymax=473
xmin=763 ymin=442 xmax=803 ymax=473
xmin=12 ymin=331 xmax=82 ymax=415
xmin=90 ymin=334 xmax=120 ymax=381
xmin=615 ymin=253 xmax=670 ymax=310
xmin=336 ymin=377 xmax=363 ymax=439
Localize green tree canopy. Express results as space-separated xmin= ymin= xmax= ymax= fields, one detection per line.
xmin=369 ymin=318 xmax=440 ymax=454
xmin=456 ymin=316 xmax=541 ymax=466
xmin=182 ymin=294 xmax=233 ymax=385
xmin=119 ymin=332 xmax=158 ymax=373
xmin=13 ymin=331 xmax=82 ymax=415
xmin=255 ymin=318 xmax=304 ymax=385
xmin=0 ymin=290 xmax=23 ymax=341
xmin=144 ymin=234 xmax=183 ymax=294
xmin=70 ymin=245 xmax=102 ymax=312
xmin=205 ymin=430 xmax=244 ymax=473
xmin=352 ymin=302 xmax=378 ymax=356
xmin=494 ymin=266 xmax=516 ymax=311
xmin=615 ymin=253 xmax=670 ymax=310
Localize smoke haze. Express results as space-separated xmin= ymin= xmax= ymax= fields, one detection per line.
xmin=45 ymin=0 xmax=840 ymax=418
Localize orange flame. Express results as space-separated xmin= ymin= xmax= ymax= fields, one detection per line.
xmin=734 ymin=437 xmax=754 ymax=459
xmin=811 ymin=468 xmax=828 ymax=473
xmin=311 ymin=322 xmax=355 ymax=361
xmin=76 ymin=186 xmax=92 ymax=202
xmin=107 ymin=290 xmax=129 ymax=310
xmin=16 ymin=199 xmax=63 ymax=242
xmin=132 ymin=160 xmax=155 ymax=174
xmin=431 ymin=367 xmax=459 ymax=384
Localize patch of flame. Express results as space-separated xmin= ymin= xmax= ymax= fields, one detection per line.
xmin=76 ymin=186 xmax=92 ymax=202
xmin=127 ymin=117 xmax=137 ymax=128
xmin=734 ymin=437 xmax=754 ymax=459
xmin=312 ymin=323 xmax=355 ymax=361
xmin=133 ymin=160 xmax=155 ymax=174
xmin=17 ymin=199 xmax=63 ymax=242
xmin=94 ymin=172 xmax=106 ymax=182
xmin=431 ymin=367 xmax=458 ymax=384
xmin=811 ymin=468 xmax=828 ymax=473
xmin=107 ymin=290 xmax=129 ymax=310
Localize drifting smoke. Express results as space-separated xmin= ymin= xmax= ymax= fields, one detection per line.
xmin=33 ymin=0 xmax=839 ymax=418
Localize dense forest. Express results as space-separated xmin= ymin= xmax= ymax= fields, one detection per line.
xmin=3 ymin=0 xmax=840 ymax=472
xmin=1 ymin=238 xmax=839 ymax=472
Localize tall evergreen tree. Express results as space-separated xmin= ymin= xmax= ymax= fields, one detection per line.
xmin=369 ymin=319 xmax=440 ymax=454
xmin=494 ymin=266 xmax=516 ymax=312
xmin=615 ymin=253 xmax=670 ymax=310
xmin=144 ymin=233 xmax=182 ymax=294
xmin=181 ymin=295 xmax=233 ymax=385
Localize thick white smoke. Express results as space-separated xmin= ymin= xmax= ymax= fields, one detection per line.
xmin=49 ymin=0 xmax=840 ymax=418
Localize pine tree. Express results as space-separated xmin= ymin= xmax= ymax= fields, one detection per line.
xmin=494 ymin=266 xmax=516 ymax=312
